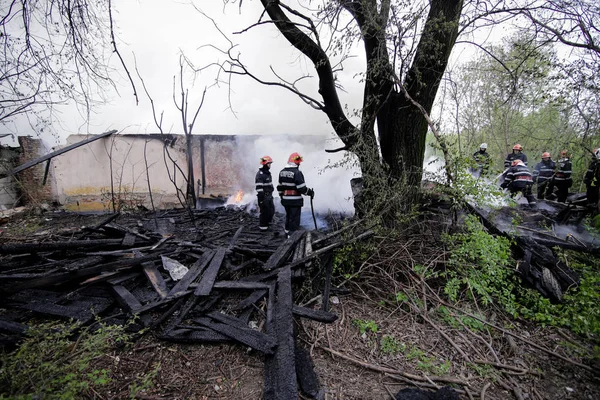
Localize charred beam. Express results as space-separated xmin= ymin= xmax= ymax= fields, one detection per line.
xmin=194 ymin=247 xmax=227 ymax=296
xmin=292 ymin=305 xmax=337 ymax=323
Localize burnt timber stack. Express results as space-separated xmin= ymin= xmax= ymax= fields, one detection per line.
xmin=0 ymin=206 xmax=371 ymax=399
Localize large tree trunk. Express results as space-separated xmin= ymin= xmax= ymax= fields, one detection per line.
xmin=378 ymin=0 xmax=463 ymax=186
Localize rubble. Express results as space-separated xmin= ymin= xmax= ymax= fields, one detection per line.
xmin=0 ymin=206 xmax=371 ymax=399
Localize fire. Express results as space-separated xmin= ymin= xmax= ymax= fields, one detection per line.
xmin=234 ymin=189 xmax=244 ymax=203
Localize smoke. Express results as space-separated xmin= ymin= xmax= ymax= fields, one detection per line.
xmin=231 ymin=133 xmax=360 ymax=216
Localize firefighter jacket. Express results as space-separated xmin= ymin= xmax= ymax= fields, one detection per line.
xmin=584 ymin=158 xmax=600 ymax=187
xmin=504 ymin=152 xmax=528 ymax=168
xmin=255 ymin=166 xmax=274 ymax=203
xmin=502 ymin=164 xmax=533 ymax=189
xmin=554 ymin=158 xmax=572 ymax=183
xmin=533 ymin=159 xmax=556 ymax=183
xmin=473 ymin=150 xmax=490 ymax=172
xmin=277 ymin=163 xmax=308 ymax=207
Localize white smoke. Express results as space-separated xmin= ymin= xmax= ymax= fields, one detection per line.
xmin=231 ymin=134 xmax=360 ymax=216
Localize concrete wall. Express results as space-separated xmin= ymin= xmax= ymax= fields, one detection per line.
xmin=49 ymin=132 xmax=357 ymax=214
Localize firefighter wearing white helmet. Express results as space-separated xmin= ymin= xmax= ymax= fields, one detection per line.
xmin=501 ymin=159 xmax=536 ymax=205
xmin=472 ymin=143 xmax=490 ymax=177
xmin=584 ymin=148 xmax=600 ymax=207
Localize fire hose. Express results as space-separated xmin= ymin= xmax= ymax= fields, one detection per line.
xmin=310 ymin=195 xmax=318 ymax=230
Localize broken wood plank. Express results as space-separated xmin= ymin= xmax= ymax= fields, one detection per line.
xmin=211 ymin=281 xmax=270 ymax=290
xmin=263 ymin=230 xmax=305 ymax=271
xmin=161 ymin=327 xmax=230 ymax=343
xmin=321 ymin=254 xmax=334 ymax=312
xmin=194 ymin=247 xmax=227 ymax=296
xmin=0 ymin=130 xmax=116 ymax=179
xmin=292 ymin=305 xmax=338 ymax=323
xmin=142 ymin=262 xmax=169 ymax=299
xmin=0 ymin=238 xmax=128 ymax=255
xmin=110 ymin=285 xmax=143 ymax=313
xmin=167 ymin=250 xmax=215 ymax=298
xmin=295 ymin=345 xmax=324 ymax=399
xmin=193 ymin=313 xmax=276 ymax=355
xmin=233 ymin=289 xmax=268 ymax=311
xmin=264 ymin=265 xmax=297 ymax=399
xmin=0 ymin=319 xmax=28 ymax=335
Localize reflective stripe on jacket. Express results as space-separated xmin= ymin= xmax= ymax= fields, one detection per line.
xmin=278 ymin=164 xmax=307 ymax=207
xmin=504 ymin=152 xmax=528 ymax=168
xmin=533 ymin=160 xmax=556 ymax=182
xmin=554 ymin=158 xmax=572 ymax=181
xmin=505 ymin=164 xmax=533 ymax=188
xmin=255 ymin=167 xmax=274 ymax=201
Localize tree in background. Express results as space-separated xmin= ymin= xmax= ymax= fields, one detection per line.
xmin=0 ymin=0 xmax=136 ymax=142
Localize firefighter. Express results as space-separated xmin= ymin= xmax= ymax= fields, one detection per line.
xmin=500 ymin=159 xmax=536 ymax=205
xmin=532 ymin=152 xmax=555 ymax=200
xmin=584 ymin=148 xmax=600 ymax=208
xmin=472 ymin=143 xmax=490 ymax=177
xmin=277 ymin=152 xmax=314 ymax=236
xmin=546 ymin=150 xmax=572 ymax=203
xmin=504 ymin=144 xmax=528 ymax=168
xmin=255 ymin=155 xmax=275 ymax=231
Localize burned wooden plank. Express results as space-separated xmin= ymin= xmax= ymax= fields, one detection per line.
xmin=211 ymin=281 xmax=270 ymax=290
xmin=0 ymin=319 xmax=28 ymax=335
xmin=292 ymin=305 xmax=337 ymax=323
xmin=7 ymin=251 xmax=173 ymax=293
xmin=162 ymin=327 xmax=231 ymax=343
xmin=121 ymin=233 xmax=137 ymax=247
xmin=142 ymin=262 xmax=168 ymax=299
xmin=233 ymin=289 xmax=268 ymax=311
xmin=264 ymin=265 xmax=297 ymax=399
xmin=64 ymin=256 xmax=105 ymax=272
xmin=167 ymin=250 xmax=215 ymax=298
xmin=232 ymin=246 xmax=276 ymax=258
xmin=110 ymin=285 xmax=142 ymax=313
xmin=0 ymin=130 xmax=116 ymax=179
xmin=295 ymin=345 xmax=324 ymax=400
xmin=0 ymin=238 xmax=127 ymax=255
xmin=228 ymin=258 xmax=262 ymax=272
xmin=321 ymin=254 xmax=334 ymax=312
xmin=263 ymin=230 xmax=305 ymax=271
xmin=194 ymin=247 xmax=227 ymax=296
xmin=193 ymin=313 xmax=276 ymax=355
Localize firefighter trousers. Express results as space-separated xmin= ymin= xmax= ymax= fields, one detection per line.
xmin=259 ymin=196 xmax=275 ymax=229
xmin=284 ymin=206 xmax=302 ymax=233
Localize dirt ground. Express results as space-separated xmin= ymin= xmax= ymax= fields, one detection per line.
xmin=1 ymin=209 xmax=599 ymax=399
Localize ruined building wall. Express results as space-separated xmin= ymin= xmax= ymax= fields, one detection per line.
xmin=16 ymin=137 xmax=53 ymax=206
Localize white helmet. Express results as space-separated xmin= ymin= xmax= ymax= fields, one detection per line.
xmin=480 ymin=143 xmax=488 ymax=149
xmin=595 ymin=148 xmax=600 ymax=159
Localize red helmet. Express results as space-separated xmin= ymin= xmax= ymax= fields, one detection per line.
xmin=511 ymin=159 xmax=523 ymax=167
xmin=260 ymin=155 xmax=273 ymax=165
xmin=541 ymin=152 xmax=551 ymax=159
xmin=288 ymin=152 xmax=303 ymax=165
xmin=513 ymin=144 xmax=523 ymax=151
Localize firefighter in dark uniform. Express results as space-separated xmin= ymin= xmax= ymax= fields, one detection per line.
xmin=504 ymin=144 xmax=528 ymax=168
xmin=277 ymin=152 xmax=314 ymax=236
xmin=255 ymin=155 xmax=275 ymax=231
xmin=532 ymin=152 xmax=555 ymax=200
xmin=471 ymin=143 xmax=490 ymax=177
xmin=546 ymin=150 xmax=572 ymax=203
xmin=501 ymin=159 xmax=536 ymax=205
xmin=584 ymin=148 xmax=600 ymax=208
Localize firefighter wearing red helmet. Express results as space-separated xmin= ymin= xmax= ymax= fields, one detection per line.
xmin=584 ymin=148 xmax=600 ymax=208
xmin=255 ymin=156 xmax=275 ymax=231
xmin=500 ymin=159 xmax=536 ymax=205
xmin=277 ymin=152 xmax=314 ymax=236
xmin=503 ymin=143 xmax=528 ymax=169
xmin=546 ymin=150 xmax=572 ymax=203
xmin=532 ymin=152 xmax=555 ymax=200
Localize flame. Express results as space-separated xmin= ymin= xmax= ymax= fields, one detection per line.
xmin=234 ymin=189 xmax=244 ymax=203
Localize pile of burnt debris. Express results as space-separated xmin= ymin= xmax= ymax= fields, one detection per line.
xmin=0 ymin=206 xmax=372 ymax=399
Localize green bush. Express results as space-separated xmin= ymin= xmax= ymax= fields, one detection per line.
xmin=0 ymin=320 xmax=131 ymax=399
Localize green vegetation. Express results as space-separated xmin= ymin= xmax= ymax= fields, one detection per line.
xmin=353 ymin=319 xmax=378 ymax=335
xmin=380 ymin=335 xmax=405 ymax=354
xmin=0 ymin=320 xmax=145 ymax=399
xmin=442 ymin=215 xmax=600 ymax=341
